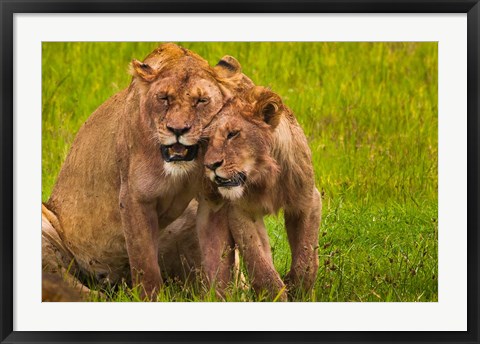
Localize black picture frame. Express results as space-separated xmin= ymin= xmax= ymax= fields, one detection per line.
xmin=1 ymin=1 xmax=479 ymax=343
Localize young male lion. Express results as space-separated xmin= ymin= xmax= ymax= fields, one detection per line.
xmin=199 ymin=86 xmax=322 ymax=301
xmin=42 ymin=43 xmax=253 ymax=298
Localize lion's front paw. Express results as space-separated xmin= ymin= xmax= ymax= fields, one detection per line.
xmin=284 ymin=267 xmax=317 ymax=293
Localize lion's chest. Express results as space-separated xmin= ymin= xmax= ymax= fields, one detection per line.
xmin=129 ymin=162 xmax=201 ymax=228
xmin=156 ymin=189 xmax=196 ymax=229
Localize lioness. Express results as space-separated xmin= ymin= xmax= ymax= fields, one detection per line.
xmin=199 ymin=86 xmax=321 ymax=300
xmin=42 ymin=43 xmax=253 ymax=298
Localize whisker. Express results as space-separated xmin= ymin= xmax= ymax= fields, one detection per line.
xmin=148 ymin=132 xmax=160 ymax=144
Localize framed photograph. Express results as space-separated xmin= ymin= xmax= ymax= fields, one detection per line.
xmin=1 ymin=0 xmax=479 ymax=343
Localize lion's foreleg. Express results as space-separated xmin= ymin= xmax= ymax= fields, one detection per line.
xmin=284 ymin=187 xmax=322 ymax=293
xmin=119 ymin=191 xmax=162 ymax=300
xmin=196 ymin=201 xmax=235 ymax=296
xmin=228 ymin=207 xmax=287 ymax=301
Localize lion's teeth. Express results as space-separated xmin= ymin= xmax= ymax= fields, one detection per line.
xmin=169 ymin=146 xmax=189 ymax=157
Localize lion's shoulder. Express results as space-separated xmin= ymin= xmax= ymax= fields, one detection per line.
xmin=255 ymin=108 xmax=315 ymax=212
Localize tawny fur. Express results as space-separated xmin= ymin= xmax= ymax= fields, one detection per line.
xmin=200 ymin=87 xmax=322 ymax=301
xmin=42 ymin=272 xmax=86 ymax=302
xmin=42 ymin=43 xmax=254 ymax=299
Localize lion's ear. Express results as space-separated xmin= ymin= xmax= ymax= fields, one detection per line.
xmin=130 ymin=59 xmax=157 ymax=82
xmin=251 ymin=87 xmax=283 ymax=129
xmin=214 ymin=55 xmax=242 ymax=78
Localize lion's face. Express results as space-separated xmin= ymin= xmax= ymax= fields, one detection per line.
xmin=131 ymin=43 xmax=251 ymax=177
xmin=204 ymin=87 xmax=283 ymax=201
xmin=141 ymin=64 xmax=224 ymax=176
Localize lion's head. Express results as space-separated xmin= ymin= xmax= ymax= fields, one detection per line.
xmin=130 ymin=43 xmax=253 ymax=177
xmin=203 ymin=86 xmax=284 ymax=201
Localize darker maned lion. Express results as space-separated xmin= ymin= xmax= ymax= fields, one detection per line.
xmin=199 ymin=86 xmax=322 ymax=301
xmin=42 ymin=43 xmax=253 ymax=298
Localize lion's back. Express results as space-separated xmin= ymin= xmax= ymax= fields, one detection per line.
xmin=47 ymin=89 xmax=131 ymax=280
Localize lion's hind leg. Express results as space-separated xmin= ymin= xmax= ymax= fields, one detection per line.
xmin=42 ymin=204 xmax=95 ymax=301
xmin=42 ymin=204 xmax=73 ymax=273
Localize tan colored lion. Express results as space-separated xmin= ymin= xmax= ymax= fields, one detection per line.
xmin=198 ymin=86 xmax=322 ymax=301
xmin=42 ymin=43 xmax=253 ymax=299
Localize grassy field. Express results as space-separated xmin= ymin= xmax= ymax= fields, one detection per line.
xmin=42 ymin=42 xmax=438 ymax=302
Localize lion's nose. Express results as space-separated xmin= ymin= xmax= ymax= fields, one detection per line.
xmin=167 ymin=125 xmax=191 ymax=137
xmin=205 ymin=160 xmax=224 ymax=171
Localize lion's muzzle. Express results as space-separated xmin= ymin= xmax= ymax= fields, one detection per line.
xmin=214 ymin=172 xmax=247 ymax=187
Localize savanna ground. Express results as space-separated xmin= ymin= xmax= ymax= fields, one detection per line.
xmin=42 ymin=42 xmax=438 ymax=302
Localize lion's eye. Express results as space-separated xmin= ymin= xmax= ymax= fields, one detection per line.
xmin=227 ymin=130 xmax=239 ymax=140
xmin=196 ymin=97 xmax=210 ymax=105
xmin=157 ymin=94 xmax=169 ymax=103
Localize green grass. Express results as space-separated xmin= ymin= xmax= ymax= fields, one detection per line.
xmin=42 ymin=42 xmax=438 ymax=302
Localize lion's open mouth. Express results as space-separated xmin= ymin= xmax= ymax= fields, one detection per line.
xmin=161 ymin=143 xmax=199 ymax=162
xmin=214 ymin=172 xmax=247 ymax=187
